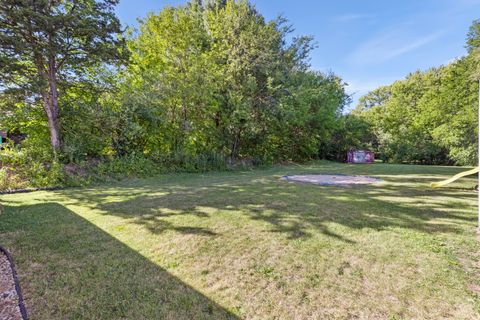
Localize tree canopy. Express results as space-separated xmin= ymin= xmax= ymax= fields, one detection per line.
xmin=0 ymin=0 xmax=126 ymax=152
xmin=95 ymin=0 xmax=348 ymax=163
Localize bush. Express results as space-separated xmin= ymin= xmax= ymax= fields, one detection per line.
xmin=95 ymin=154 xmax=160 ymax=178
xmin=94 ymin=151 xmax=228 ymax=180
xmin=0 ymin=142 xmax=66 ymax=190
xmin=24 ymin=161 xmax=66 ymax=188
xmin=0 ymin=137 xmax=258 ymax=191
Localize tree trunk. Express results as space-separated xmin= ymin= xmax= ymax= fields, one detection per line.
xmin=43 ymin=96 xmax=61 ymax=151
xmin=230 ymin=129 xmax=241 ymax=160
xmin=43 ymin=58 xmax=61 ymax=152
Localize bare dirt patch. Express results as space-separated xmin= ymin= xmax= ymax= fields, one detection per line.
xmin=282 ymin=174 xmax=382 ymax=186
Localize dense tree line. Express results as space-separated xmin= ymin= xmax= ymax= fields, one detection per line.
xmin=0 ymin=0 xmax=478 ymax=189
xmin=0 ymin=0 xmax=348 ymax=178
xmin=352 ymin=20 xmax=480 ymax=166
xmin=112 ymin=0 xmax=349 ymax=163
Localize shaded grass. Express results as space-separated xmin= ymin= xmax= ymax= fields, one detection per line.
xmin=0 ymin=161 xmax=479 ymax=319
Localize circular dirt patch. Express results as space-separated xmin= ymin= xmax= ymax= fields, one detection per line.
xmin=282 ymin=174 xmax=382 ymax=186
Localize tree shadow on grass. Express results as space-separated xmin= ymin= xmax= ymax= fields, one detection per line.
xmin=0 ymin=203 xmax=238 ymax=320
xmin=53 ymin=170 xmax=478 ymax=243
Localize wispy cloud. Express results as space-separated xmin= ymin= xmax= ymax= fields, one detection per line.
xmin=348 ymin=27 xmax=448 ymax=65
xmin=346 ymin=79 xmax=391 ymax=94
xmin=453 ymin=0 xmax=480 ymax=6
xmin=335 ymin=13 xmax=375 ymax=22
xmin=343 ymin=77 xmax=398 ymax=110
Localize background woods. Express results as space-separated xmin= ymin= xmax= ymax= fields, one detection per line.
xmin=353 ymin=20 xmax=480 ymax=166
xmin=0 ymin=1 xmax=478 ymax=190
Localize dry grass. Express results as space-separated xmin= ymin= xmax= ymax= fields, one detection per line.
xmin=0 ymin=161 xmax=479 ymax=319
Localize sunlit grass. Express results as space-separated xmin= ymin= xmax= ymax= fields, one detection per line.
xmin=0 ymin=161 xmax=479 ymax=319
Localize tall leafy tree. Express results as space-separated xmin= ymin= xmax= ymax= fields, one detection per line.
xmin=0 ymin=0 xmax=126 ymax=152
xmin=467 ymin=19 xmax=480 ymax=79
xmin=356 ymin=28 xmax=479 ymax=166
xmin=124 ymin=0 xmax=337 ymax=161
xmin=276 ymin=71 xmax=348 ymax=160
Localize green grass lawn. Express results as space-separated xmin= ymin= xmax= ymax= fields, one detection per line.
xmin=1 ymin=161 xmax=479 ymax=319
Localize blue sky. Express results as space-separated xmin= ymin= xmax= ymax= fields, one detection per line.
xmin=116 ymin=0 xmax=480 ymax=108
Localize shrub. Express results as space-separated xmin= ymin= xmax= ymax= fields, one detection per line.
xmin=95 ymin=154 xmax=160 ymax=178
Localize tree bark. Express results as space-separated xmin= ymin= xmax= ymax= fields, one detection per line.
xmin=43 ymin=95 xmax=61 ymax=151
xmin=43 ymin=57 xmax=61 ymax=152
xmin=230 ymin=129 xmax=241 ymax=160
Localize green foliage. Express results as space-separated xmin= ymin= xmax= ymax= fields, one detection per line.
xmin=85 ymin=151 xmax=228 ymax=182
xmin=467 ymin=19 xmax=480 ymax=79
xmin=95 ymin=154 xmax=160 ymax=178
xmin=0 ymin=167 xmax=12 ymax=190
xmin=0 ymin=0 xmax=350 ymax=190
xmin=0 ymin=0 xmax=127 ymax=151
xmin=25 ymin=161 xmax=65 ymax=188
xmin=12 ymin=0 xmax=340 ymax=183
xmin=320 ymin=114 xmax=376 ymax=161
xmin=120 ymin=0 xmax=346 ymax=163
xmin=17 ymin=0 xmax=480 ymax=188
xmin=0 ymin=143 xmax=66 ymax=190
xmin=59 ymin=67 xmax=123 ymax=162
xmin=274 ymin=71 xmax=349 ymax=161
